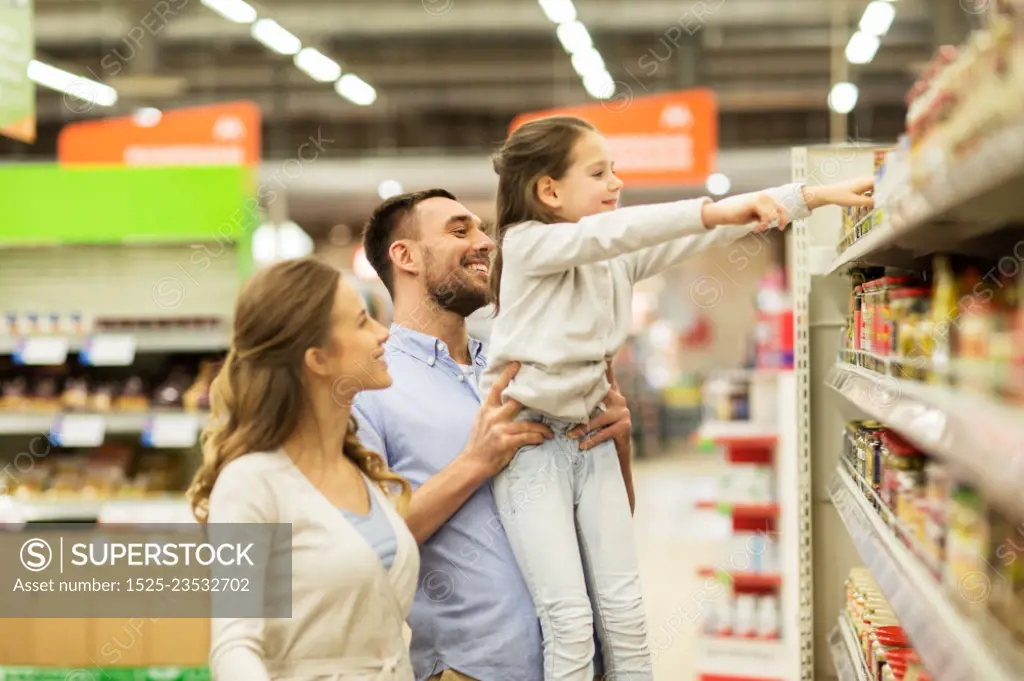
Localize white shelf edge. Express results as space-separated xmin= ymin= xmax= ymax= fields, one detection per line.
xmin=0 ymin=411 xmax=210 ymax=435
xmin=827 ymin=222 xmax=897 ymax=274
xmin=0 ymin=330 xmax=229 ymax=355
xmin=0 ymin=496 xmax=193 ymax=523
xmin=696 ymin=635 xmax=789 ymax=680
xmin=825 ymin=117 xmax=1024 ymax=273
xmin=829 ymin=614 xmax=871 ymax=681
xmin=826 ymin=360 xmax=1024 ymax=520
xmin=829 ymin=466 xmax=1022 ymax=681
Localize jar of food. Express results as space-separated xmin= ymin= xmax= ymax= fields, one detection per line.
xmin=861 ymin=280 xmax=879 ymax=353
xmin=880 ymin=431 xmax=924 ymax=514
xmin=890 ymin=287 xmax=932 ymax=378
xmin=853 ymin=285 xmax=864 ymax=351
xmin=857 ymin=422 xmax=885 ymax=488
xmin=923 ymin=461 xmax=951 ymax=570
xmin=945 ymin=484 xmax=991 ymax=615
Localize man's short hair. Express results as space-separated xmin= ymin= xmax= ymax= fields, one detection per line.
xmin=362 ymin=188 xmax=457 ymax=294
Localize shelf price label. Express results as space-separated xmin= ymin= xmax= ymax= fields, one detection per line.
xmin=14 ymin=336 xmax=69 ymax=366
xmin=80 ymin=334 xmax=137 ymax=366
xmin=143 ymin=413 xmax=200 ymax=448
xmin=98 ymin=499 xmax=196 ymax=525
xmin=49 ymin=414 xmax=106 ymax=447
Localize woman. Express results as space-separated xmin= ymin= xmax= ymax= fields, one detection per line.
xmin=188 ymin=256 xmax=419 ymax=681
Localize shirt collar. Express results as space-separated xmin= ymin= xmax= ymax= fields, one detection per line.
xmin=385 ymin=323 xmax=486 ymax=368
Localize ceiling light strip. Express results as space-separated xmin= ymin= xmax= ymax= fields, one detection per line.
xmin=540 ymin=1 xmax=614 ymax=100
xmin=200 ymin=0 xmax=377 ymax=106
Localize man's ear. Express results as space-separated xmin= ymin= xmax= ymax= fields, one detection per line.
xmin=389 ymin=240 xmax=420 ymax=277
xmin=536 ymin=177 xmax=561 ymax=211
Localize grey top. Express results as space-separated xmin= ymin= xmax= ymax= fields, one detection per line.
xmin=340 ymin=479 xmax=398 ymax=572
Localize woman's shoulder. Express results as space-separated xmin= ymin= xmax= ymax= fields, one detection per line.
xmin=213 ymin=451 xmax=290 ymax=492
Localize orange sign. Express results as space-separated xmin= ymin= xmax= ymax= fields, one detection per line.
xmin=509 ymin=88 xmax=717 ymax=188
xmin=58 ymin=101 xmax=261 ymax=166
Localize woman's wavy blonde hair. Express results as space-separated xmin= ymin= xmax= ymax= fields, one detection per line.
xmin=188 ymin=256 xmax=411 ymax=523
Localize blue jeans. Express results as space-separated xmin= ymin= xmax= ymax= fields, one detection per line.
xmin=493 ymin=410 xmax=653 ymax=681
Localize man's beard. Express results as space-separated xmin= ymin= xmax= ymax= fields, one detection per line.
xmin=424 ymin=261 xmax=491 ymax=319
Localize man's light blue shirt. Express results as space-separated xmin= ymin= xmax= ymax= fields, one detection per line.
xmin=352 ymin=324 xmax=543 ymax=681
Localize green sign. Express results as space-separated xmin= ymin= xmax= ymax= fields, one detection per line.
xmin=0 ymin=0 xmax=34 ymax=142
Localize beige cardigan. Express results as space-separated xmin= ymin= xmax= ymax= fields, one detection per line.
xmin=206 ymin=450 xmax=420 ymax=681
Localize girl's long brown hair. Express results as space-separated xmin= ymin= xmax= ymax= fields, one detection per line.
xmin=489 ymin=115 xmax=596 ymax=314
xmin=188 ymin=256 xmax=411 ymax=523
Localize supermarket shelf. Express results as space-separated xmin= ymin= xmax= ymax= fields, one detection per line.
xmin=698 ymin=421 xmax=778 ymax=441
xmin=829 ymin=466 xmax=1023 ymax=681
xmin=827 ymin=119 xmax=1024 ymax=275
xmin=696 ymin=636 xmax=788 ymax=681
xmin=697 ymin=568 xmax=781 ymax=590
xmin=0 ymin=410 xmax=210 ymax=435
xmin=0 ymin=329 xmax=230 ymax=356
xmin=695 ymin=501 xmax=780 ymax=520
xmin=826 ymin=360 xmax=1024 ymax=520
xmin=892 ymin=118 xmax=1024 ymax=235
xmin=829 ymin=614 xmax=872 ymax=681
xmin=0 ymin=495 xmax=193 ymax=523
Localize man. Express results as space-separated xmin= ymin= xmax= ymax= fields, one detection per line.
xmin=352 ymin=189 xmax=635 ymax=681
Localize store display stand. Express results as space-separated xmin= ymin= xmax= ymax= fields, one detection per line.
xmin=692 ymin=370 xmax=798 ymax=681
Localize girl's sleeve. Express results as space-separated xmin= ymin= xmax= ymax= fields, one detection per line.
xmin=207 ymin=465 xmax=275 ymax=681
xmin=621 ymin=183 xmax=810 ymax=283
xmin=501 ymin=198 xmax=713 ymax=275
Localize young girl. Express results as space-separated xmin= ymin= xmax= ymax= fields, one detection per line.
xmin=480 ymin=115 xmax=873 ymax=681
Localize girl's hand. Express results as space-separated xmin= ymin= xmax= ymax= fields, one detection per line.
xmin=802 ymin=177 xmax=875 ymax=210
xmin=700 ymin=192 xmax=790 ymax=233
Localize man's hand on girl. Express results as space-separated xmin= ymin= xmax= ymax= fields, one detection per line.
xmin=568 ymin=365 xmax=632 ymax=451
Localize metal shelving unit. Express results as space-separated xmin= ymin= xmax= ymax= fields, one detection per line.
xmin=794 ymin=89 xmax=1024 ymax=679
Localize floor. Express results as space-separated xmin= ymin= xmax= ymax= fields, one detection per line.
xmin=632 ymin=445 xmax=727 ymax=681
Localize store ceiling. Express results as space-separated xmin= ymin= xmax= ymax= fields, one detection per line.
xmin=19 ymin=0 xmax=958 ymax=157
xmin=6 ymin=0 xmax=971 ymax=231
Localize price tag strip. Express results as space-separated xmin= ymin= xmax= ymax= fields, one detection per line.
xmin=13 ymin=336 xmax=69 ymax=366
xmin=49 ymin=414 xmax=106 ymax=447
xmin=142 ymin=413 xmax=201 ymax=448
xmin=80 ymin=334 xmax=137 ymax=366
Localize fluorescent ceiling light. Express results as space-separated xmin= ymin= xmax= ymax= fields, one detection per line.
xmin=571 ymin=48 xmax=605 ymax=77
xmin=251 ymin=19 xmax=301 ymax=55
xmin=27 ymin=60 xmax=118 ymax=107
xmin=828 ymin=81 xmax=859 ymax=114
xmin=556 ymin=21 xmax=593 ymax=54
xmin=294 ymin=48 xmax=342 ymax=83
xmin=335 ymin=73 xmax=377 ymax=106
xmin=582 ymin=70 xmax=614 ymax=100
xmin=859 ymin=1 xmax=896 ymax=37
xmin=200 ymin=0 xmax=257 ymax=24
xmin=845 ymin=31 xmax=880 ymax=64
xmin=538 ymin=0 xmax=576 ymax=23
xmin=706 ymin=173 xmax=731 ymax=196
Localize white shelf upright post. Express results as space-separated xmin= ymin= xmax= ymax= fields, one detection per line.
xmin=790 ymin=144 xmax=891 ymax=681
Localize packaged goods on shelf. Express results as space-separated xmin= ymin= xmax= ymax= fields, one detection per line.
xmin=840 ymin=420 xmax=1024 ymax=649
xmin=702 ymin=592 xmax=781 ymax=641
xmin=839 ymin=254 xmax=1024 ymax=397
xmin=0 ymin=359 xmax=218 ymax=414
xmin=840 ymin=149 xmax=892 ymax=253
xmin=843 ymin=567 xmax=931 ymax=681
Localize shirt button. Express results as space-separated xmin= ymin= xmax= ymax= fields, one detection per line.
xmin=457 ymin=375 xmax=465 ymax=382
xmin=427 ymin=357 xmax=435 ymax=366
